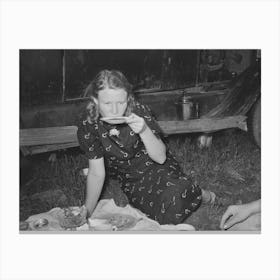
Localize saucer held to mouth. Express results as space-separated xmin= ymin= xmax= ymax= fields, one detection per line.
xmin=100 ymin=116 xmax=129 ymax=124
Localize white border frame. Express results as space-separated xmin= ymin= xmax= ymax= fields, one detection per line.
xmin=1 ymin=1 xmax=280 ymax=279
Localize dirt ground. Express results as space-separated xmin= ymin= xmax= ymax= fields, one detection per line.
xmin=20 ymin=129 xmax=261 ymax=231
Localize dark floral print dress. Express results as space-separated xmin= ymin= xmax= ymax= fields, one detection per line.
xmin=77 ymin=102 xmax=202 ymax=225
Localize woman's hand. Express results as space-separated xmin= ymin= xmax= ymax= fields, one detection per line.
xmin=220 ymin=204 xmax=252 ymax=230
xmin=127 ymin=112 xmax=166 ymax=164
xmin=126 ymin=113 xmax=147 ymax=134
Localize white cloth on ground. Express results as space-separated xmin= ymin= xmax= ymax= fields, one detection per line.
xmin=24 ymin=199 xmax=195 ymax=231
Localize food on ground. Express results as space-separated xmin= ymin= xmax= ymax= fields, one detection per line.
xmin=89 ymin=213 xmax=139 ymax=231
xmin=57 ymin=206 xmax=87 ymax=229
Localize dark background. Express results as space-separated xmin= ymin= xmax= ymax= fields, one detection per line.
xmin=20 ymin=49 xmax=254 ymax=107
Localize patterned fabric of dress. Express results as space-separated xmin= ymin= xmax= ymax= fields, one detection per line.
xmin=77 ymin=103 xmax=202 ymax=225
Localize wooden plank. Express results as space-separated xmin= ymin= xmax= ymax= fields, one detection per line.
xmin=136 ymin=88 xmax=228 ymax=98
xmin=25 ymin=142 xmax=78 ymax=155
xmin=20 ymin=126 xmax=78 ymax=146
xmin=20 ymin=116 xmax=247 ymax=149
xmin=158 ymin=116 xmax=247 ymax=134
xmin=139 ymin=89 xmax=228 ymax=100
xmin=134 ymin=80 xmax=230 ymax=95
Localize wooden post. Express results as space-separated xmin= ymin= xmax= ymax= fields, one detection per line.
xmin=195 ymin=50 xmax=201 ymax=86
xmin=61 ymin=50 xmax=66 ymax=102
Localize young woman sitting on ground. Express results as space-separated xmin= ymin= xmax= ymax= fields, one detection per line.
xmin=77 ymin=69 xmax=216 ymax=225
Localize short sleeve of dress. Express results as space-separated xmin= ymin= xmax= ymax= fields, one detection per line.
xmin=77 ymin=118 xmax=104 ymax=160
xmin=134 ymin=103 xmax=163 ymax=139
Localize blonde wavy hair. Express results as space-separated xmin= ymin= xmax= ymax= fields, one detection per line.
xmin=84 ymin=70 xmax=136 ymax=123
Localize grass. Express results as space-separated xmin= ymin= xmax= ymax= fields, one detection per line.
xmin=20 ymin=129 xmax=261 ymax=230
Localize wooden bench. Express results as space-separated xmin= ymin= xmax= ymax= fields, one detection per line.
xmin=20 ymin=116 xmax=247 ymax=155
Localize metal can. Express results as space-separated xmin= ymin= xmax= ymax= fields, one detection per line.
xmin=181 ymin=95 xmax=193 ymax=120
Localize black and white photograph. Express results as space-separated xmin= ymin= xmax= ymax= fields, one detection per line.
xmin=1 ymin=1 xmax=280 ymax=280
xmin=20 ymin=49 xmax=261 ymax=232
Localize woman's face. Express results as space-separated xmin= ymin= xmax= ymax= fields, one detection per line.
xmin=96 ymin=87 xmax=128 ymax=118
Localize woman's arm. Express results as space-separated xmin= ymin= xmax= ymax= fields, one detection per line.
xmin=127 ymin=113 xmax=166 ymax=164
xmin=85 ymin=157 xmax=106 ymax=217
xmin=139 ymin=124 xmax=166 ymax=164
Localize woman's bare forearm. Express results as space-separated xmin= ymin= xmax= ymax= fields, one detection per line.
xmin=139 ymin=126 xmax=166 ymax=164
xmin=85 ymin=174 xmax=105 ymax=216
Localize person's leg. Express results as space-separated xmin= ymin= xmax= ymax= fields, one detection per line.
xmin=154 ymin=182 xmax=203 ymax=225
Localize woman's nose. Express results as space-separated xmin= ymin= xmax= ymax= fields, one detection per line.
xmin=112 ymin=103 xmax=118 ymax=114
